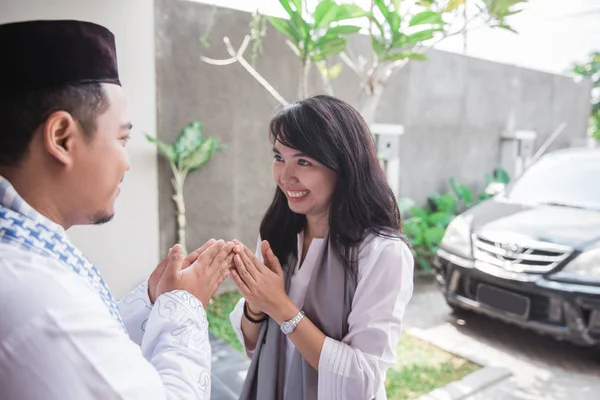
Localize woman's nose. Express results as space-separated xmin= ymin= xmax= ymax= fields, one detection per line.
xmin=280 ymin=164 xmax=298 ymax=184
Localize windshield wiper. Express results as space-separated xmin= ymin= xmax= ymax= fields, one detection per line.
xmin=539 ymin=201 xmax=587 ymax=210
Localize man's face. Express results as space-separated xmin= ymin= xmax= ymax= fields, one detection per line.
xmin=71 ymin=83 xmax=131 ymax=225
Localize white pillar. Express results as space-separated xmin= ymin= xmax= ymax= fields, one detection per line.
xmin=371 ymin=123 xmax=405 ymax=199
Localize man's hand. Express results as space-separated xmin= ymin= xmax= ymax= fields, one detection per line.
xmin=155 ymin=240 xmax=235 ymax=307
xmin=148 ymin=239 xmax=216 ymax=304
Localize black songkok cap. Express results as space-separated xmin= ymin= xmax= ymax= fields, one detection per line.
xmin=0 ymin=20 xmax=121 ymax=96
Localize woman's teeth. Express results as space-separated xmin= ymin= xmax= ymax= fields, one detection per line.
xmin=287 ymin=190 xmax=309 ymax=198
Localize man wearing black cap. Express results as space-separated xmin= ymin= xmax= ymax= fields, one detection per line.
xmin=0 ymin=20 xmax=232 ymax=399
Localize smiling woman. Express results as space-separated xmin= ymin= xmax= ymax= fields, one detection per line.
xmin=228 ymin=95 xmax=414 ymax=400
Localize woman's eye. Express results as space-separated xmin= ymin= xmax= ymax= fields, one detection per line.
xmin=298 ymin=159 xmax=312 ymax=166
xmin=273 ymin=154 xmax=284 ymax=162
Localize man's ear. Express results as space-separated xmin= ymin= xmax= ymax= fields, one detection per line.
xmin=41 ymin=111 xmax=80 ymax=167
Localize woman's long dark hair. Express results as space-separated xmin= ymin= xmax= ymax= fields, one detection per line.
xmin=260 ymin=95 xmax=402 ymax=274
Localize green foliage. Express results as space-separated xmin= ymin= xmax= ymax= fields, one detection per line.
xmin=385 ymin=334 xmax=480 ymax=399
xmin=367 ymin=0 xmax=526 ymax=63
xmin=146 ymin=120 xmax=225 ymax=174
xmin=368 ymin=0 xmax=445 ymax=63
xmin=199 ymin=5 xmax=218 ymax=48
xmin=205 ymin=291 xmax=244 ymax=353
xmin=268 ymin=0 xmax=367 ymax=66
xmin=264 ymin=0 xmax=526 ymax=88
xmin=146 ymin=136 xmax=176 ymax=164
xmin=250 ymin=10 xmax=269 ymax=66
xmin=400 ymin=168 xmax=510 ymax=271
xmin=571 ymin=51 xmax=600 ymax=140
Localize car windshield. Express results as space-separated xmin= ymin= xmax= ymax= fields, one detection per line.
xmin=506 ymin=151 xmax=600 ymax=211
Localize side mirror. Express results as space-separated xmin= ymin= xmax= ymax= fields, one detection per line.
xmin=485 ymin=182 xmax=506 ymax=196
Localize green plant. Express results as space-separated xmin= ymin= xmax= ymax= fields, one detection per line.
xmin=202 ymin=0 xmax=527 ymax=120
xmin=199 ymin=5 xmax=218 ymax=48
xmin=571 ymin=51 xmax=600 ymax=140
xmin=352 ymin=0 xmax=528 ymax=121
xmin=146 ymin=121 xmax=225 ymax=253
xmin=267 ymin=0 xmax=367 ymax=98
xmin=400 ymin=168 xmax=509 ymax=271
xmin=249 ymin=9 xmax=268 ymax=66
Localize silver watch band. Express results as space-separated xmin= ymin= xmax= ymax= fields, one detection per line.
xmin=289 ymin=310 xmax=305 ymax=326
xmin=281 ymin=310 xmax=305 ymax=334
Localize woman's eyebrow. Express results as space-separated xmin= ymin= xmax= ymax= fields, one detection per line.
xmin=272 ymin=147 xmax=309 ymax=158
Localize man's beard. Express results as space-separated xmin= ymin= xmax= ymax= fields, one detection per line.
xmin=92 ymin=212 xmax=115 ymax=225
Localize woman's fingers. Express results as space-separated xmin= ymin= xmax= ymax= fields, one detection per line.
xmin=237 ymin=245 xmax=262 ymax=281
xmin=233 ymin=252 xmax=257 ymax=285
xmin=230 ymin=268 xmax=251 ymax=296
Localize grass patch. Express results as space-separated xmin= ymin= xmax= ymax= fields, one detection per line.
xmin=205 ymin=291 xmax=244 ymax=353
xmin=385 ymin=334 xmax=480 ymax=399
xmin=206 ymin=292 xmax=480 ymax=399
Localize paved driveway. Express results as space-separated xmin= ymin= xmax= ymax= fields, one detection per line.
xmin=405 ymin=281 xmax=600 ymax=400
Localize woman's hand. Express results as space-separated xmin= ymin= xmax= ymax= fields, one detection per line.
xmin=230 ymin=240 xmax=294 ymax=322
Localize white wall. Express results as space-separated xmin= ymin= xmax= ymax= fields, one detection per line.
xmin=0 ymin=0 xmax=160 ymax=298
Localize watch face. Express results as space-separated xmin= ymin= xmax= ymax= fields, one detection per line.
xmin=281 ymin=321 xmax=294 ymax=334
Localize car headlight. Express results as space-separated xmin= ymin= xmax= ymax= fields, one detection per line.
xmin=552 ymin=247 xmax=600 ymax=284
xmin=440 ymin=215 xmax=472 ymax=259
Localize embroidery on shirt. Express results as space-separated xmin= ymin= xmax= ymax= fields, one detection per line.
xmin=156 ymin=291 xmax=209 ymax=350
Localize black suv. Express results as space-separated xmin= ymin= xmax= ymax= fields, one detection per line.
xmin=435 ymin=148 xmax=600 ymax=347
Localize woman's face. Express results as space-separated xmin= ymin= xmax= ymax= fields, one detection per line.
xmin=272 ymin=140 xmax=337 ymax=220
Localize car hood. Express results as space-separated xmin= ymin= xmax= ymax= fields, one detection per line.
xmin=464 ymin=199 xmax=600 ymax=251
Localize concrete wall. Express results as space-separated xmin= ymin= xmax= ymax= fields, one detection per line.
xmin=1 ymin=0 xmax=160 ymax=299
xmin=155 ymin=1 xmax=591 ymax=255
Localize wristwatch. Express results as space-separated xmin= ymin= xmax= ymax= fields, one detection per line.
xmin=280 ymin=310 xmax=305 ymax=335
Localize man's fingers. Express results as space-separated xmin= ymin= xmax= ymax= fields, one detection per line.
xmin=222 ymin=253 xmax=235 ymax=271
xmin=210 ymin=242 xmax=234 ymax=270
xmin=215 ymin=268 xmax=230 ymax=287
xmin=165 ymin=244 xmax=185 ymax=277
xmin=183 ymin=239 xmax=216 ymax=269
xmin=196 ymin=239 xmax=225 ymax=265
xmin=211 ymin=252 xmax=234 ymax=281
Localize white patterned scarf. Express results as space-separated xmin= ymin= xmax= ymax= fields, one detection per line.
xmin=0 ymin=176 xmax=125 ymax=330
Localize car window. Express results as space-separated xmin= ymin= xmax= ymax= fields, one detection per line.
xmin=506 ymin=152 xmax=600 ymax=211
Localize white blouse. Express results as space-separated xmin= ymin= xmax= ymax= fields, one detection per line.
xmin=230 ymin=232 xmax=414 ymax=399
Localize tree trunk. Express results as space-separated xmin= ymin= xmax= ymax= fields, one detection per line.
xmin=317 ymin=62 xmax=334 ymax=96
xmin=299 ymin=59 xmax=310 ymax=99
xmin=171 ymin=172 xmax=188 ymax=255
xmin=358 ymin=82 xmax=385 ymax=126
